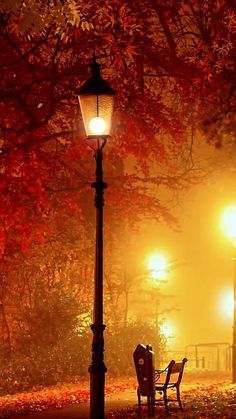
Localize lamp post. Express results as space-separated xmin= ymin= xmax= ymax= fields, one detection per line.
xmin=78 ymin=56 xmax=116 ymax=419
xmin=221 ymin=205 xmax=236 ymax=383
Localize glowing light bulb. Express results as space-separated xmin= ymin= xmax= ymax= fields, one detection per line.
xmin=218 ymin=288 xmax=234 ymax=321
xmin=89 ymin=117 xmax=107 ymax=135
xmin=146 ymin=253 xmax=168 ymax=280
xmin=160 ymin=321 xmax=173 ymax=338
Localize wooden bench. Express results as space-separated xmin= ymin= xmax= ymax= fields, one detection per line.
xmin=133 ymin=344 xmax=155 ymax=416
xmin=155 ymin=357 xmax=188 ymax=414
xmin=133 ymin=344 xmax=187 ymax=416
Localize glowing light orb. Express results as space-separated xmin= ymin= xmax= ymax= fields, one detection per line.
xmin=89 ymin=117 xmax=107 ymax=135
xmin=160 ymin=321 xmax=173 ymax=338
xmin=146 ymin=253 xmax=168 ymax=280
xmin=218 ymin=288 xmax=234 ymax=321
xmin=221 ymin=205 xmax=236 ymax=242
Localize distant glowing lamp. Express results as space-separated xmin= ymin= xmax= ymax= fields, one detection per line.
xmin=218 ymin=288 xmax=234 ymax=321
xmin=221 ymin=205 xmax=236 ymax=244
xmin=146 ymin=252 xmax=168 ymax=281
xmin=160 ymin=321 xmax=173 ymax=339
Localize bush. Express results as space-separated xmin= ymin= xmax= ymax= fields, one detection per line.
xmin=105 ymin=321 xmax=165 ymax=376
xmin=0 ymin=282 xmax=92 ymax=395
xmin=0 ymin=281 xmax=166 ymax=395
xmin=0 ymin=330 xmax=92 ymax=395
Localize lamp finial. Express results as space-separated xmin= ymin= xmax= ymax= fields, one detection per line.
xmin=90 ymin=54 xmax=100 ymax=79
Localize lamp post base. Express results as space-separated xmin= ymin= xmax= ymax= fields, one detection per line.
xmin=89 ymin=367 xmax=106 ymax=419
xmin=89 ymin=323 xmax=107 ymax=419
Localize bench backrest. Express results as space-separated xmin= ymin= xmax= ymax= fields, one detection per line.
xmin=133 ymin=344 xmax=155 ymax=396
xmin=163 ymin=358 xmax=187 ymax=387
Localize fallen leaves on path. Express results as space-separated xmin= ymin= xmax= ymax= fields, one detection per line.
xmin=108 ymin=382 xmax=236 ymax=418
xmin=0 ymin=375 xmax=235 ymax=418
xmin=0 ymin=378 xmax=135 ymax=417
xmin=0 ymin=384 xmax=89 ymax=417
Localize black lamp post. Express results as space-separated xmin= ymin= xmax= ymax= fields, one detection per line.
xmin=221 ymin=206 xmax=236 ymax=383
xmin=78 ymin=56 xmax=116 ymax=419
xmin=231 ymin=247 xmax=236 ymax=383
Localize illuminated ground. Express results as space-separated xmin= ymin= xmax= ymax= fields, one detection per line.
xmin=0 ymin=372 xmax=235 ymax=418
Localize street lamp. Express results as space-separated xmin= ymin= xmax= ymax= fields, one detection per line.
xmin=146 ymin=252 xmax=169 ymax=283
xmin=221 ymin=205 xmax=236 ymax=383
xmin=145 ymin=251 xmax=169 ymax=330
xmin=78 ymin=56 xmax=116 ymax=419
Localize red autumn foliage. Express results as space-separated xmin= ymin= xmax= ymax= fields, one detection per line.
xmin=0 ymin=0 xmax=235 ymax=257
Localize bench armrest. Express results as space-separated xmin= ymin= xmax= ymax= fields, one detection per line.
xmin=154 ymin=364 xmax=170 ymax=382
xmin=154 ymin=370 xmax=160 ymax=382
xmin=155 ymin=365 xmax=169 ymax=375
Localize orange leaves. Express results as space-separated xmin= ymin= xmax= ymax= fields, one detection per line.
xmin=0 ymin=230 xmax=6 ymax=259
xmin=0 ymin=385 xmax=89 ymax=417
xmin=0 ymin=144 xmax=51 ymax=256
xmin=0 ymin=0 xmax=235 ymax=259
xmin=91 ymin=1 xmax=141 ymax=69
xmin=0 ymin=376 xmax=235 ymax=417
xmin=0 ymin=378 xmax=134 ymax=416
xmin=125 ymin=37 xmax=140 ymax=59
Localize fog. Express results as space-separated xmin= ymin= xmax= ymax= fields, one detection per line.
xmin=133 ymin=156 xmax=236 ymax=355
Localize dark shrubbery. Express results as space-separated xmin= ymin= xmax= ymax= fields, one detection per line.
xmin=0 ymin=282 xmax=91 ymax=395
xmin=0 ymin=283 xmax=165 ymax=395
xmin=0 ymin=321 xmax=164 ymax=395
xmin=105 ymin=321 xmax=164 ymax=376
xmin=0 ymin=332 xmax=91 ymax=395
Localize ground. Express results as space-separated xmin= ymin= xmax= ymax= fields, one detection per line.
xmin=0 ymin=372 xmax=235 ymax=418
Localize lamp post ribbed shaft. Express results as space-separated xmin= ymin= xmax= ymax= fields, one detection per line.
xmin=89 ymin=144 xmax=107 ymax=419
xmin=233 ymin=251 xmax=236 ymax=383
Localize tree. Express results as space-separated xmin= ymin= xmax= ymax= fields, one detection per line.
xmin=0 ymin=1 xmax=235 ymax=392
xmin=0 ymin=1 xmax=235 ymax=254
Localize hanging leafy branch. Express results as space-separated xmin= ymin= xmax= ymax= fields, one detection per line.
xmin=0 ymin=0 xmax=235 ymax=258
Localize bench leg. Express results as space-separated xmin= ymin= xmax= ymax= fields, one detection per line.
xmin=150 ymin=392 xmax=155 ymax=416
xmin=147 ymin=395 xmax=151 ymax=416
xmin=137 ymin=387 xmax=141 ymax=416
xmin=147 ymin=394 xmax=155 ymax=416
xmin=176 ymin=387 xmax=183 ymax=410
xmin=163 ymin=389 xmax=170 ymax=414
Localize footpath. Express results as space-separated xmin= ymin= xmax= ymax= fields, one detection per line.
xmin=15 ymin=390 xmax=137 ymax=419
xmin=3 ymin=372 xmax=236 ymax=418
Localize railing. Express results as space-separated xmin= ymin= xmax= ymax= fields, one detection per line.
xmin=160 ymin=343 xmax=231 ymax=371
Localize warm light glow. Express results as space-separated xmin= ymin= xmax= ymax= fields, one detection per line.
xmin=146 ymin=252 xmax=168 ymax=281
xmin=217 ymin=288 xmax=234 ymax=322
xmin=160 ymin=320 xmax=174 ymax=339
xmin=88 ymin=116 xmax=107 ymax=135
xmin=221 ymin=205 xmax=236 ymax=242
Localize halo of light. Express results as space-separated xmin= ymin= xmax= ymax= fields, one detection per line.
xmin=160 ymin=321 xmax=174 ymax=338
xmin=221 ymin=205 xmax=236 ymax=242
xmin=217 ymin=288 xmax=234 ymax=322
xmin=146 ymin=252 xmax=168 ymax=280
xmin=89 ymin=116 xmax=107 ymax=135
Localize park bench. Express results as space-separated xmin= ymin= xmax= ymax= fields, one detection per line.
xmin=133 ymin=344 xmax=187 ymax=416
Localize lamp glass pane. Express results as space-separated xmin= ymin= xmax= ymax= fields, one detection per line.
xmin=78 ymin=94 xmax=114 ymax=137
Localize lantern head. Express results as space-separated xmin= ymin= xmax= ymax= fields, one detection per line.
xmin=78 ymin=58 xmax=116 ymax=138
